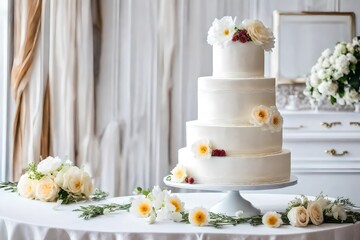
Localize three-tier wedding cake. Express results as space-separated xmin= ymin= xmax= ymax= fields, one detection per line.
xmin=170 ymin=17 xmax=291 ymax=185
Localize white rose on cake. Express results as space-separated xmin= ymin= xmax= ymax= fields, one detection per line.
xmin=242 ymin=19 xmax=274 ymax=51
xmin=207 ymin=16 xmax=236 ymax=47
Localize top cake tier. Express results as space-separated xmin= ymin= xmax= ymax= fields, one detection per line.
xmin=213 ymin=42 xmax=264 ymax=78
xmin=207 ymin=17 xmax=274 ymax=78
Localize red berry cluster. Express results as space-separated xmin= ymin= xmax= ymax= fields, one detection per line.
xmin=185 ymin=177 xmax=195 ymax=184
xmin=212 ymin=149 xmax=226 ymax=157
xmin=232 ymin=29 xmax=249 ymax=43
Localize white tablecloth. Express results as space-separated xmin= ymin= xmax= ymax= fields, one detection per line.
xmin=1 ymin=190 xmax=359 ymax=240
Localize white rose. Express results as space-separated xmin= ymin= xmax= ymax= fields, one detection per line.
xmin=309 ymin=74 xmax=321 ymax=87
xmin=321 ymin=58 xmax=330 ymax=68
xmin=80 ymin=170 xmax=94 ymax=197
xmin=35 ymin=176 xmax=59 ymax=202
xmin=62 ymin=166 xmax=83 ymax=194
xmin=352 ymin=37 xmax=360 ymax=46
xmin=242 ymin=19 xmax=274 ymax=51
xmin=329 ymin=55 xmax=336 ymax=64
xmin=334 ymin=42 xmax=347 ymax=56
xmin=346 ymin=53 xmax=357 ymax=64
xmin=316 ymin=69 xmax=327 ymax=80
xmin=318 ymin=81 xmax=338 ymax=96
xmin=287 ymin=206 xmax=309 ymax=227
xmin=54 ymin=165 xmax=71 ymax=187
xmin=17 ymin=174 xmax=36 ymax=199
xmin=347 ymin=43 xmax=354 ymax=54
xmin=321 ymin=48 xmax=332 ymax=58
xmin=332 ymin=70 xmax=343 ymax=80
xmin=331 ymin=205 xmax=347 ymax=221
xmin=37 ymin=156 xmax=62 ymax=174
xmin=307 ymin=201 xmax=324 ymax=225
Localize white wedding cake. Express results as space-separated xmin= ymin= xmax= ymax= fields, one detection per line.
xmin=171 ymin=17 xmax=290 ymax=185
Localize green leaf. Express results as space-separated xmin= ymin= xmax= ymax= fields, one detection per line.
xmin=0 ymin=181 xmax=18 ymax=192
xmin=330 ymin=96 xmax=337 ymax=105
xmin=90 ymin=189 xmax=109 ymax=201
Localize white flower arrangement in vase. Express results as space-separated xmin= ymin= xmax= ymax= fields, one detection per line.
xmin=304 ymin=37 xmax=360 ymax=109
xmin=207 ymin=16 xmax=274 ymax=51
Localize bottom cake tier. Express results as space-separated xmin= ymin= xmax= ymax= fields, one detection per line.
xmin=178 ymin=148 xmax=291 ymax=185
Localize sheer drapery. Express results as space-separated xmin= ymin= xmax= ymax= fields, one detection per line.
xmin=48 ymin=0 xmax=98 ymax=169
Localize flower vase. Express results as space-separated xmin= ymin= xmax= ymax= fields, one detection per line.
xmin=310 ymin=99 xmax=321 ymax=112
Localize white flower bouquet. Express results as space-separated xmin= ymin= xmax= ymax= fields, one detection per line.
xmin=304 ymin=37 xmax=360 ymax=106
xmin=0 ymin=156 xmax=107 ymax=204
xmin=207 ymin=16 xmax=274 ymax=51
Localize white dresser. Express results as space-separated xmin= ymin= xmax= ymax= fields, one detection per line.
xmin=261 ymin=111 xmax=360 ymax=205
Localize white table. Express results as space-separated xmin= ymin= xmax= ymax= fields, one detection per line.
xmin=1 ymin=190 xmax=359 ymax=240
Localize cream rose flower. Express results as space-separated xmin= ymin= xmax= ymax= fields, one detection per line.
xmin=80 ymin=171 xmax=94 ymax=197
xmin=62 ymin=166 xmax=92 ymax=196
xmin=54 ymin=165 xmax=71 ymax=188
xmin=35 ymin=176 xmax=60 ymax=202
xmin=287 ymin=206 xmax=309 ymax=227
xmin=262 ymin=211 xmax=283 ymax=228
xmin=37 ymin=156 xmax=62 ymax=175
xmin=17 ymin=174 xmax=36 ymax=199
xmin=307 ymin=201 xmax=324 ymax=225
xmin=170 ymin=164 xmax=187 ymax=183
xmin=242 ymin=19 xmax=274 ymax=51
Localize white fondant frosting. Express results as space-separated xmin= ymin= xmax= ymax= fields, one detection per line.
xmin=198 ymin=77 xmax=276 ymax=125
xmin=174 ymin=27 xmax=290 ymax=186
xmin=186 ymin=121 xmax=282 ymax=155
xmin=178 ymin=148 xmax=291 ymax=185
xmin=213 ymin=42 xmax=264 ymax=78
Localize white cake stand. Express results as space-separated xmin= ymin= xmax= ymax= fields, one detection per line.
xmin=164 ymin=175 xmax=297 ymax=217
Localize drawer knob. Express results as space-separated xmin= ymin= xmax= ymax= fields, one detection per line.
xmin=350 ymin=122 xmax=360 ymax=127
xmin=321 ymin=122 xmax=341 ymax=128
xmin=325 ymin=149 xmax=348 ymax=156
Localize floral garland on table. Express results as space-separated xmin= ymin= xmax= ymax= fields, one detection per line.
xmin=304 ymin=37 xmax=360 ymax=106
xmin=207 ymin=16 xmax=275 ymax=51
xmin=74 ymin=185 xmax=360 ymax=229
xmin=0 ymin=156 xmax=107 ymax=204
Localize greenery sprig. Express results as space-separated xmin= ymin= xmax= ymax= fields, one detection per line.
xmin=74 ymin=203 xmax=132 ymax=220
xmin=0 ymin=181 xmax=18 ymax=192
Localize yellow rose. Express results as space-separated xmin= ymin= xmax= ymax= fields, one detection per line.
xmin=17 ymin=174 xmax=36 ymax=199
xmin=35 ymin=176 xmax=59 ymax=202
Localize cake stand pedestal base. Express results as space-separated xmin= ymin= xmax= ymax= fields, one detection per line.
xmin=210 ymin=191 xmax=260 ymax=217
xmin=164 ymin=175 xmax=297 ymax=217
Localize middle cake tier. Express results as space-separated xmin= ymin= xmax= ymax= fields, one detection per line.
xmin=186 ymin=120 xmax=282 ymax=155
xmin=198 ymin=76 xmax=276 ymax=125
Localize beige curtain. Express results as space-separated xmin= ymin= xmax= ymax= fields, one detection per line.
xmin=11 ymin=0 xmax=44 ymax=180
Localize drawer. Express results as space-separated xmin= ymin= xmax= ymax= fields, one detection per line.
xmin=283 ymin=132 xmax=360 ymax=168
xmin=281 ymin=110 xmax=360 ymax=132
